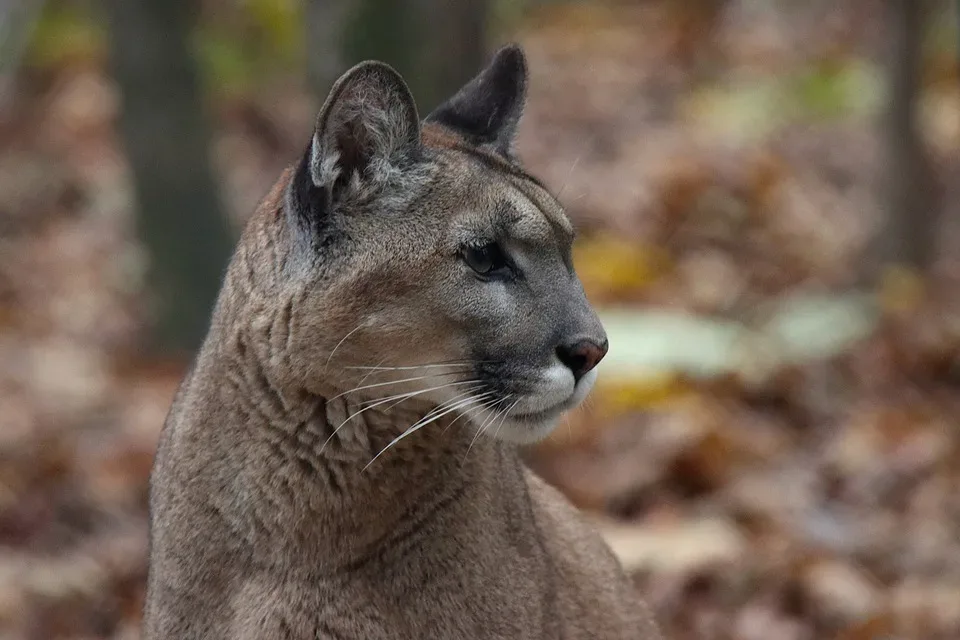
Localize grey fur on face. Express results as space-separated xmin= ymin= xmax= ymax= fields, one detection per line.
xmin=285 ymin=44 xmax=607 ymax=443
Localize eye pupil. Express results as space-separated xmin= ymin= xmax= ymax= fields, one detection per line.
xmin=464 ymin=242 xmax=507 ymax=276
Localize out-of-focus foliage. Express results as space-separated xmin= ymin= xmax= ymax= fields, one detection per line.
xmin=685 ymin=60 xmax=883 ymax=141
xmin=573 ymin=235 xmax=671 ymax=301
xmin=27 ymin=0 xmax=307 ymax=96
xmin=195 ymin=0 xmax=304 ymax=96
xmin=26 ymin=3 xmax=106 ymax=68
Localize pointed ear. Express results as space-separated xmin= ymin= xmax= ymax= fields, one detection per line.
xmin=309 ymin=61 xmax=421 ymax=198
xmin=425 ymin=44 xmax=528 ymax=156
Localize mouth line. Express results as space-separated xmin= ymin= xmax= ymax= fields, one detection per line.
xmin=509 ymin=398 xmax=573 ymax=424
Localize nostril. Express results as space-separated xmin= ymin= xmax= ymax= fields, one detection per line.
xmin=556 ymin=338 xmax=608 ymax=382
xmin=556 ymin=347 xmax=587 ymax=379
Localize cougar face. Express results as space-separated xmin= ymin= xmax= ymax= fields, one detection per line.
xmin=282 ymin=45 xmax=607 ymax=444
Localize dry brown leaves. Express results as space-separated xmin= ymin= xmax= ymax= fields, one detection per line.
xmin=4 ymin=1 xmax=960 ymax=638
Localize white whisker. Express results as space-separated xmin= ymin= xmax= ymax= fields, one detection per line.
xmin=556 ymin=154 xmax=581 ymax=200
xmin=324 ymin=323 xmax=365 ymax=370
xmin=354 ymin=356 xmax=388 ymax=387
xmin=441 ymin=392 xmax=496 ymax=435
xmin=462 ymin=395 xmax=512 ymax=464
xmin=329 ymin=372 xmax=463 ymax=401
xmin=359 ymin=378 xmax=479 ymax=408
xmin=353 ymin=365 xmax=473 ymax=384
xmin=413 ymin=388 xmax=489 ymax=424
xmin=362 ymin=393 xmax=485 ymax=472
xmin=492 ymin=399 xmax=522 ymax=441
xmin=344 ymin=362 xmax=474 ymax=372
xmin=321 ymin=380 xmax=481 ymax=452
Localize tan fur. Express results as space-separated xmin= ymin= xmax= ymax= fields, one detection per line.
xmin=144 ymin=47 xmax=662 ymax=639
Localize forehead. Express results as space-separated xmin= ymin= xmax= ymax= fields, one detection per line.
xmin=431 ymin=142 xmax=575 ymax=247
xmin=500 ymin=176 xmax=574 ymax=247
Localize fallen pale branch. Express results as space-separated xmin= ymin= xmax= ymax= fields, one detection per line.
xmin=596 ymin=291 xmax=876 ymax=385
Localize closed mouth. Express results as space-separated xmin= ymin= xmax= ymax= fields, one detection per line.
xmin=509 ymin=399 xmax=572 ymax=424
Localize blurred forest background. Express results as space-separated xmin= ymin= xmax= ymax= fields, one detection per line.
xmin=3 ymin=0 xmax=960 ymax=638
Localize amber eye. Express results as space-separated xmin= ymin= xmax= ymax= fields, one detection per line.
xmin=462 ymin=242 xmax=509 ymax=276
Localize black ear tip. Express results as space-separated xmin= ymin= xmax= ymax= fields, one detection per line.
xmin=423 ymin=43 xmax=528 ymax=154
xmin=492 ymin=43 xmax=527 ymax=75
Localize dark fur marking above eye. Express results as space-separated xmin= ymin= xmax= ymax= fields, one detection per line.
xmin=497 ymin=200 xmax=524 ymax=227
xmin=448 ymin=143 xmax=549 ymax=193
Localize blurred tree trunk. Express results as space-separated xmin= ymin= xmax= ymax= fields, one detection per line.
xmin=869 ymin=0 xmax=939 ymax=282
xmin=413 ymin=0 xmax=487 ymax=112
xmin=104 ymin=0 xmax=234 ymax=355
xmin=306 ymin=0 xmax=352 ymax=97
xmin=0 ymin=0 xmax=46 ymax=109
xmin=308 ymin=0 xmax=487 ymax=113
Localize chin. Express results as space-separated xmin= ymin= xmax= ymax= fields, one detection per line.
xmin=472 ymin=368 xmax=598 ymax=445
xmin=489 ymin=413 xmax=563 ymax=444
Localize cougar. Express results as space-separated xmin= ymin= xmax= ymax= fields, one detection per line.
xmin=144 ymin=45 xmax=662 ymax=639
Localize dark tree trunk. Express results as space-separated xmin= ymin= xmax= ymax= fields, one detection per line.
xmin=412 ymin=0 xmax=488 ymax=112
xmin=869 ymin=0 xmax=939 ymax=282
xmin=309 ymin=0 xmax=488 ymax=113
xmin=104 ymin=0 xmax=234 ymax=355
xmin=306 ymin=0 xmax=352 ymax=97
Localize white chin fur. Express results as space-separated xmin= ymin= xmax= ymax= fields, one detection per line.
xmin=468 ymin=367 xmax=598 ymax=445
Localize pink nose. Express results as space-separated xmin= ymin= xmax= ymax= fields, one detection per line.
xmin=556 ymin=338 xmax=608 ymax=382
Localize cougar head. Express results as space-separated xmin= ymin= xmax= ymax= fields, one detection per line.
xmin=281 ymin=45 xmax=607 ymax=444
